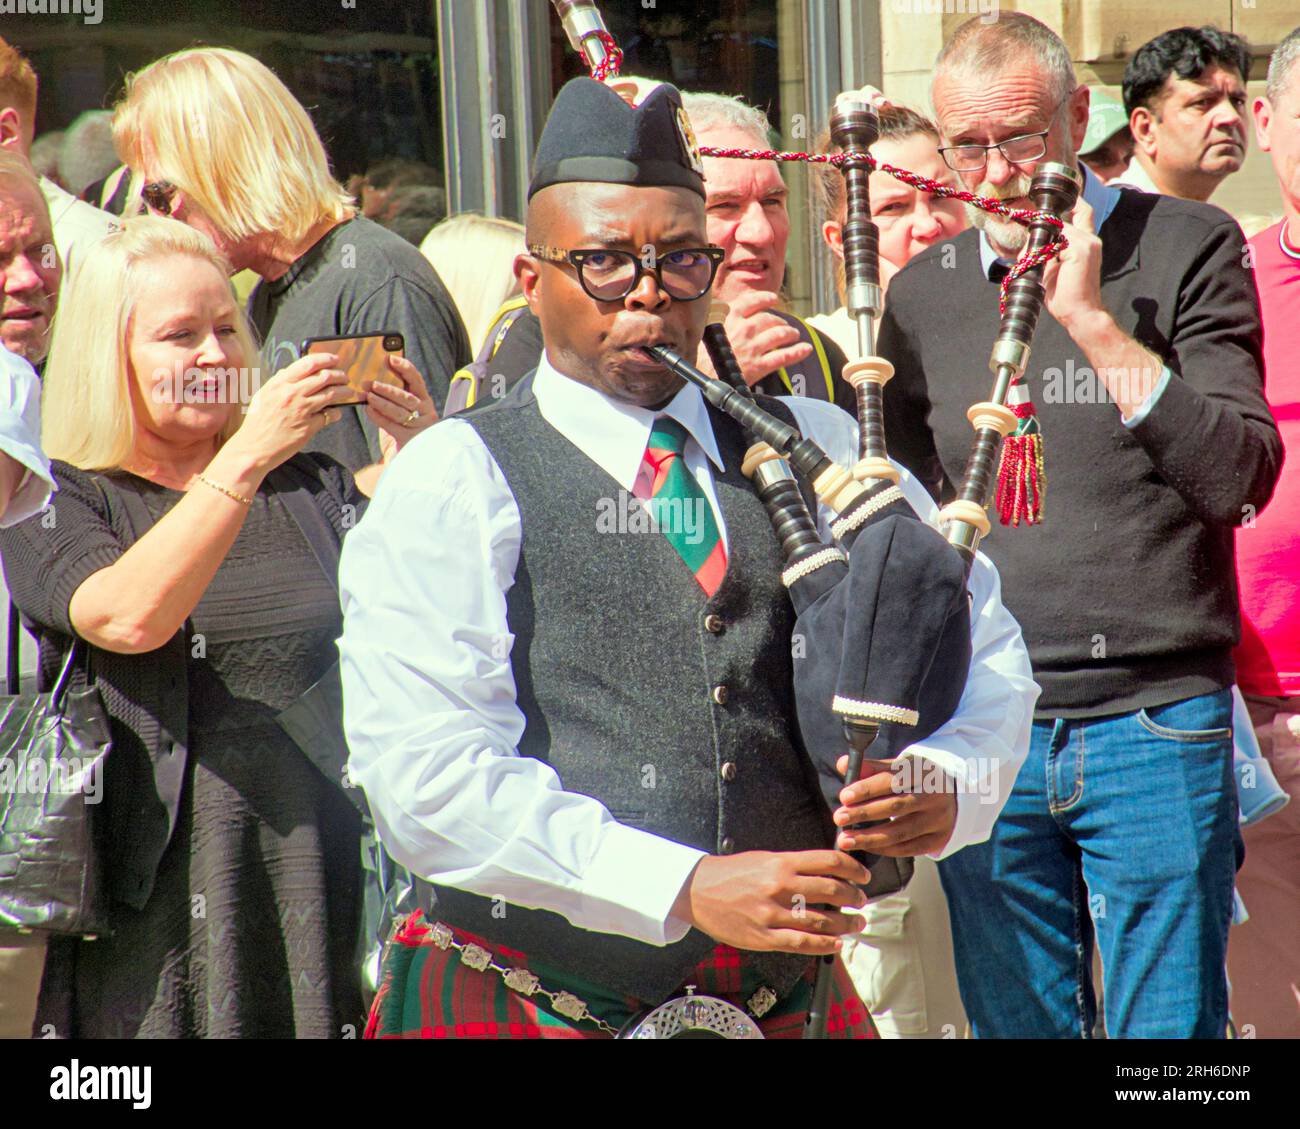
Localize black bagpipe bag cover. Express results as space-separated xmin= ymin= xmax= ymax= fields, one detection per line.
xmin=792 ymin=512 xmax=973 ymax=814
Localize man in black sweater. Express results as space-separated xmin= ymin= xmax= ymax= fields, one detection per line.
xmin=879 ymin=13 xmax=1282 ymax=1038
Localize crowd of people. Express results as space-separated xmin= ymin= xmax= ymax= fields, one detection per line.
xmin=0 ymin=12 xmax=1294 ymax=1041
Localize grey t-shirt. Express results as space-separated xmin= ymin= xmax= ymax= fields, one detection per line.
xmin=249 ymin=216 xmax=471 ymax=472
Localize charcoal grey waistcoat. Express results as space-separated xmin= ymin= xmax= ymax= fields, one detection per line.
xmin=429 ymin=373 xmax=832 ymax=1006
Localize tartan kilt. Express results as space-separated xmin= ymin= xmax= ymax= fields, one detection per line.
xmin=366 ymin=911 xmax=878 ymax=1040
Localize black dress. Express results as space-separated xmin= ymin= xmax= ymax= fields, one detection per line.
xmin=32 ymin=475 xmax=364 ymax=1038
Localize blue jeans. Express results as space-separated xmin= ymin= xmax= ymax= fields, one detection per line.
xmin=938 ymin=689 xmax=1237 ymax=1038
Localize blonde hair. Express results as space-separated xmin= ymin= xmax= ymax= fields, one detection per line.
xmin=113 ymin=47 xmax=353 ymax=249
xmin=41 ymin=217 xmax=258 ymax=471
xmin=420 ymin=213 xmax=525 ymax=350
xmin=0 ymin=37 xmax=37 ymax=122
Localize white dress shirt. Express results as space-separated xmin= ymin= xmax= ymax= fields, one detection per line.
xmin=1110 ymin=158 xmax=1160 ymax=194
xmin=0 ymin=346 xmax=55 ymax=684
xmin=0 ymin=346 xmax=54 ymax=527
xmin=339 ymin=353 xmax=1037 ymax=948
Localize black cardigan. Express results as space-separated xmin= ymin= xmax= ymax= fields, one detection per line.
xmin=0 ymin=453 xmax=360 ymax=910
xmin=878 ymin=188 xmax=1283 ymax=716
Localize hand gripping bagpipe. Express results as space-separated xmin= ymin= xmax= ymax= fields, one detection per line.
xmin=550 ymin=1 xmax=1078 ymax=1040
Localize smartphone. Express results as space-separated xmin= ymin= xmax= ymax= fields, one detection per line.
xmin=302 ymin=332 xmax=406 ymax=406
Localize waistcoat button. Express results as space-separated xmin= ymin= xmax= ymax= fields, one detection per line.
xmin=712 ymin=684 xmax=729 ymax=706
xmin=704 ymin=614 xmax=725 ymax=635
xmin=720 ymin=837 xmax=736 ymax=854
xmin=721 ymin=761 xmax=738 ymax=783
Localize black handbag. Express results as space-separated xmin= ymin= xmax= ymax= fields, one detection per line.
xmin=0 ymin=475 xmax=136 ymax=940
xmin=0 ymin=626 xmax=113 ymax=938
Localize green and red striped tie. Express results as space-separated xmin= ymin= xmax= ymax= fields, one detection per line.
xmin=635 ymin=417 xmax=727 ymax=597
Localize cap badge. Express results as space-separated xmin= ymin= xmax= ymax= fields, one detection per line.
xmin=676 ymin=106 xmax=705 ymax=176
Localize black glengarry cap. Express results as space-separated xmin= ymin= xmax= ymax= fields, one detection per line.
xmin=528 ymin=77 xmax=706 ymax=201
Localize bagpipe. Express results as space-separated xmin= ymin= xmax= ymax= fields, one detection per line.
xmin=550 ymin=0 xmax=1078 ymax=1040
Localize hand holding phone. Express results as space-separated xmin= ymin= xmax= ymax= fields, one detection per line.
xmin=224 ymin=352 xmax=355 ymax=474
xmin=302 ymin=332 xmax=406 ymax=405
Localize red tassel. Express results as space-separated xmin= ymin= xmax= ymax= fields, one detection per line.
xmin=995 ymin=383 xmax=1046 ymax=526
xmin=996 ymin=434 xmax=1045 ymax=526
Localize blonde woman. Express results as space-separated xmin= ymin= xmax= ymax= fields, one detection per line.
xmin=419 ymin=214 xmax=525 ymax=352
xmin=113 ymin=47 xmax=469 ymax=472
xmin=0 ymin=217 xmax=434 ymax=1038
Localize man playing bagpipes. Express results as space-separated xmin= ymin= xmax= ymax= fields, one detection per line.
xmin=337 ymin=75 xmax=1037 ymax=1039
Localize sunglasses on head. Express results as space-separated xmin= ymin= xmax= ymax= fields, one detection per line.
xmin=141 ymin=180 xmax=178 ymax=216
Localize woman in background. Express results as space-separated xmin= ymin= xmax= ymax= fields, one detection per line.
xmin=421 ymin=214 xmax=528 ymax=413
xmin=810 ymin=102 xmax=968 ymax=356
xmin=420 ymin=213 xmax=525 ymax=353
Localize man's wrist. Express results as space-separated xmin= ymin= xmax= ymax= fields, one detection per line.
xmin=1059 ymin=305 xmax=1118 ymax=351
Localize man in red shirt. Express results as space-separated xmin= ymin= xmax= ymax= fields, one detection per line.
xmin=1229 ymin=26 xmax=1300 ymax=1040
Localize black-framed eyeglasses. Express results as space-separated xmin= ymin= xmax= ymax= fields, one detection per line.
xmin=141 ymin=180 xmax=178 ymax=216
xmin=938 ymin=93 xmax=1074 ymax=173
xmin=939 ymin=130 xmax=1052 ymax=173
xmin=528 ymin=244 xmax=724 ymax=303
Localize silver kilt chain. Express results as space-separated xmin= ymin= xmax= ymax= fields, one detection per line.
xmin=422 ymin=919 xmax=780 ymax=1039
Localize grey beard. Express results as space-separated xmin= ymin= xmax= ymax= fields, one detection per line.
xmin=968 ymin=204 xmax=1030 ymax=254
xmin=965 ymin=174 xmax=1034 ymax=255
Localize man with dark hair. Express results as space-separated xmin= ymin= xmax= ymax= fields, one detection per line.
xmin=376 ymin=184 xmax=447 ymax=246
xmin=1118 ymin=25 xmax=1251 ymax=202
xmin=880 ymin=12 xmax=1282 ymax=1038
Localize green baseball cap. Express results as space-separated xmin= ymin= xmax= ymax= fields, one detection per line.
xmin=1081 ymin=89 xmax=1130 ymax=154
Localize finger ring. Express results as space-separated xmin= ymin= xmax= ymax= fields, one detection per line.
xmin=405 ymin=409 xmax=420 ymax=425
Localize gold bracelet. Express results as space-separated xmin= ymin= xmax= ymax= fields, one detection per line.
xmin=196 ymin=474 xmax=254 ymax=507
